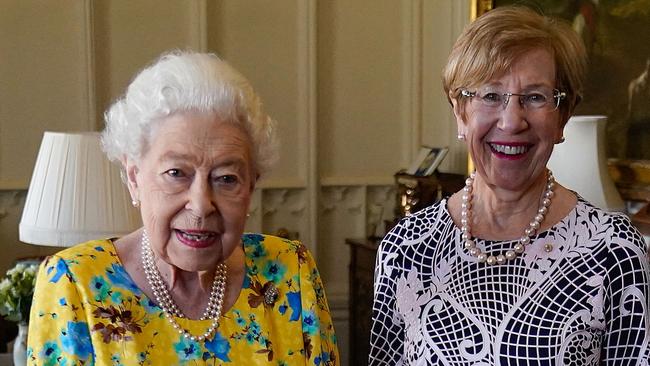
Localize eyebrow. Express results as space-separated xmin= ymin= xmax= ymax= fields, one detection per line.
xmin=481 ymin=82 xmax=552 ymax=90
xmin=159 ymin=151 xmax=194 ymax=162
xmin=159 ymin=151 xmax=247 ymax=168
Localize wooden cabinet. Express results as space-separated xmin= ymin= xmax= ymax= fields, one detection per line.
xmin=345 ymin=238 xmax=379 ymax=366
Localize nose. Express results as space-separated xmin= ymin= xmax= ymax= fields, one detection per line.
xmin=497 ymin=95 xmax=528 ymax=133
xmin=186 ymin=178 xmax=217 ymax=217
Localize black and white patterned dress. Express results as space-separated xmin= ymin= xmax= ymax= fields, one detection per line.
xmin=369 ymin=198 xmax=649 ymax=365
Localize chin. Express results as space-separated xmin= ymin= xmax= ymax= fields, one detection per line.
xmin=174 ymin=255 xmax=221 ymax=273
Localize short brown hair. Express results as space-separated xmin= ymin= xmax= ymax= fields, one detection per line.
xmin=442 ymin=6 xmax=587 ymax=121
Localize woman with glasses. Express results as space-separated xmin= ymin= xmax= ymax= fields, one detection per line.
xmin=370 ymin=6 xmax=649 ymax=365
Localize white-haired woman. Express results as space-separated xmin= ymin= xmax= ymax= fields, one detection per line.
xmin=28 ymin=51 xmax=339 ymax=365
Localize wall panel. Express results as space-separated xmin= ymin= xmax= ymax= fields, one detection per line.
xmin=0 ymin=1 xmax=91 ymax=188
xmin=93 ymin=0 xmax=196 ymax=124
xmin=317 ymin=0 xmax=409 ymax=181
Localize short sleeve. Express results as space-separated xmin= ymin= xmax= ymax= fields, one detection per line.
xmin=27 ymin=255 xmax=95 ymax=365
xmin=297 ymin=242 xmax=340 ymax=365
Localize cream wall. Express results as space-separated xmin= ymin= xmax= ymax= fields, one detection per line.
xmin=0 ymin=1 xmax=471 ymax=363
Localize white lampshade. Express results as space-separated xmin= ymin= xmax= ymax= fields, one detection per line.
xmin=19 ymin=132 xmax=141 ymax=246
xmin=548 ymin=115 xmax=625 ymax=211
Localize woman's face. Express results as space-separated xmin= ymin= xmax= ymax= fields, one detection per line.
xmin=126 ymin=111 xmax=255 ymax=272
xmin=452 ymin=48 xmax=565 ymax=192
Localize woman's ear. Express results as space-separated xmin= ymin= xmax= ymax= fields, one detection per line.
xmin=249 ymin=172 xmax=259 ymax=193
xmin=450 ymin=94 xmax=468 ymax=138
xmin=123 ymin=156 xmax=140 ymax=203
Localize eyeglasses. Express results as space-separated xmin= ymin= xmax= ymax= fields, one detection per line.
xmin=460 ymin=88 xmax=566 ymax=112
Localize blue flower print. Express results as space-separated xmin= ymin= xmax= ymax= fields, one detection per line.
xmin=60 ymin=321 xmax=93 ymax=359
xmin=110 ymin=291 xmax=123 ymax=304
xmin=90 ymin=276 xmax=110 ymax=301
xmin=258 ymin=335 xmax=268 ymax=347
xmin=249 ymin=244 xmax=267 ymax=259
xmin=94 ymin=246 xmax=105 ymax=252
xmin=40 ymin=342 xmax=65 ymax=366
xmin=248 ymin=264 xmax=260 ymax=277
xmin=58 ymin=297 xmax=67 ymax=306
xmin=314 ymin=351 xmax=331 ymax=365
xmin=140 ymin=297 xmax=160 ymax=313
xmin=106 ymin=263 xmax=140 ymax=293
xmin=262 ymin=260 xmax=287 ymax=283
xmin=243 ymin=234 xmax=267 ymax=259
xmin=302 ymin=310 xmax=319 ymax=336
xmin=48 ymin=258 xmax=71 ymax=283
xmin=204 ymin=331 xmax=231 ymax=362
xmin=279 ymin=302 xmax=288 ymax=314
xmin=287 ymin=291 xmax=302 ymax=321
xmin=249 ymin=321 xmax=261 ymax=336
xmin=243 ymin=233 xmax=265 ymax=245
xmin=235 ymin=314 xmax=246 ymax=327
xmin=242 ymin=274 xmax=251 ymax=289
xmin=138 ymin=352 xmax=147 ymax=362
xmin=174 ymin=336 xmax=201 ymax=361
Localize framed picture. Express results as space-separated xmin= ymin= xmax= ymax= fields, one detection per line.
xmin=406 ymin=146 xmax=449 ymax=176
xmin=473 ymin=0 xmax=650 ymax=203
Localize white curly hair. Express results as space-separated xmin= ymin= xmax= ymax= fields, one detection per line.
xmin=101 ymin=51 xmax=278 ymax=176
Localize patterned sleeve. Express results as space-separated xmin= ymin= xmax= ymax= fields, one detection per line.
xmin=369 ymin=227 xmax=405 ymax=365
xmin=600 ymin=219 xmax=650 ymax=365
xmin=27 ymin=255 xmax=95 ymax=365
xmin=297 ymin=242 xmax=340 ymax=365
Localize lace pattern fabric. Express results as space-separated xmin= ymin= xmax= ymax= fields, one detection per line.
xmin=369 ymin=198 xmax=650 ymax=365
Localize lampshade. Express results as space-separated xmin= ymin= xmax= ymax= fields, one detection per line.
xmin=548 ymin=115 xmax=625 ymax=211
xmin=19 ymin=132 xmax=141 ymax=246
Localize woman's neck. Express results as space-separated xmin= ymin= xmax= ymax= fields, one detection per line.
xmin=471 ymin=172 xmax=547 ymax=238
xmin=449 ymin=171 xmax=577 ymax=241
xmin=114 ymin=232 xmax=246 ymax=320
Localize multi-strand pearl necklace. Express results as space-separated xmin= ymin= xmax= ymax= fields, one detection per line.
xmin=461 ymin=170 xmax=555 ymax=265
xmin=141 ymin=230 xmax=227 ymax=341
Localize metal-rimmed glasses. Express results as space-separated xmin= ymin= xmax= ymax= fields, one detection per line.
xmin=460 ymin=88 xmax=567 ymax=112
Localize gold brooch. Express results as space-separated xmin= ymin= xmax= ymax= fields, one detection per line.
xmin=263 ymin=282 xmax=279 ymax=305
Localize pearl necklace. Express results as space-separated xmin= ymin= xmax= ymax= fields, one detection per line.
xmin=141 ymin=230 xmax=227 ymax=341
xmin=461 ymin=170 xmax=555 ymax=265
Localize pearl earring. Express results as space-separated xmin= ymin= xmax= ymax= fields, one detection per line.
xmin=558 ymin=136 xmax=566 ymax=144
xmin=132 ymin=199 xmax=140 ymax=208
xmin=457 ymin=134 xmax=466 ymax=141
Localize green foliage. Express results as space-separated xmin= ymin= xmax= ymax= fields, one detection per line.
xmin=0 ymin=262 xmax=39 ymax=324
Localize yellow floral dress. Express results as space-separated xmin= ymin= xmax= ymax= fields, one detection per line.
xmin=27 ymin=234 xmax=339 ymax=365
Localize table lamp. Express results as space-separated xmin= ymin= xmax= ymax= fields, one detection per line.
xmin=19 ymin=132 xmax=141 ymax=247
xmin=548 ymin=115 xmax=625 ymax=212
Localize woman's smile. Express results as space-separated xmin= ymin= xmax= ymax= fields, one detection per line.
xmin=488 ymin=141 xmax=532 ymax=160
xmin=174 ymin=229 xmax=218 ymax=248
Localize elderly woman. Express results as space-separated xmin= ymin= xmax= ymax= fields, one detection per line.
xmin=370 ymin=6 xmax=649 ymax=365
xmin=27 ymin=51 xmax=339 ymax=365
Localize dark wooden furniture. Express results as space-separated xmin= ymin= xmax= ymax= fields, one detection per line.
xmin=345 ymin=238 xmax=379 ymax=366
xmin=394 ymin=171 xmax=465 ymax=217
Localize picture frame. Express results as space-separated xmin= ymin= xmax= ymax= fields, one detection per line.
xmin=473 ymin=0 xmax=650 ymax=208
xmin=406 ymin=146 xmax=449 ymax=176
